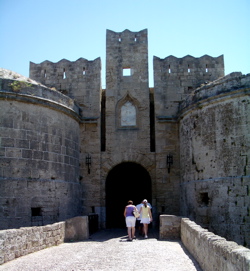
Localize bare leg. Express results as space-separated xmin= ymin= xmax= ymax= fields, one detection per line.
xmin=127 ymin=227 xmax=132 ymax=240
xmin=131 ymin=227 xmax=135 ymax=239
xmin=144 ymin=224 xmax=148 ymax=237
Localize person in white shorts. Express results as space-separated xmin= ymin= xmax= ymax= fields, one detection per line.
xmin=124 ymin=200 xmax=137 ymax=241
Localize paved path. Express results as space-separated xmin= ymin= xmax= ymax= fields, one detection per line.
xmin=0 ymin=229 xmax=202 ymax=271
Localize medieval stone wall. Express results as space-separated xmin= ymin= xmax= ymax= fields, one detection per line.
xmin=30 ymin=57 xmax=102 ymax=118
xmin=1 ymin=216 xmax=89 ymax=265
xmin=179 ymin=73 xmax=250 ymax=247
xmin=152 ymin=54 xmax=224 ymax=217
xmin=154 ymin=54 xmax=224 ymax=117
xmin=30 ymin=57 xmax=102 ymax=221
xmin=0 ymin=72 xmax=82 ymax=229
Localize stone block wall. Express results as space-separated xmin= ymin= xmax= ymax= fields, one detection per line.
xmin=153 ymin=121 xmax=180 ymax=216
xmin=30 ymin=57 xmax=102 ymax=118
xmin=181 ymin=218 xmax=250 ymax=271
xmin=0 ymin=179 xmax=83 ymax=229
xmin=105 ymin=29 xmax=151 ymax=155
xmin=64 ymin=216 xmax=89 ymax=241
xmin=0 ymin=221 xmax=65 ymax=265
xmin=154 ymin=54 xmax=224 ymax=117
xmin=0 ymin=216 xmax=89 ymax=265
xmin=29 ymin=57 xmax=103 ymax=222
xmin=179 ymin=73 xmax=250 ymax=247
xmin=180 ymin=177 xmax=250 ymax=247
xmin=159 ymin=215 xmax=182 ymax=239
xmin=0 ymin=74 xmax=83 ymax=229
xmin=0 ymin=76 xmax=80 ymax=182
xmin=0 ymin=100 xmax=80 ymax=181
xmin=153 ymin=55 xmax=224 ymax=218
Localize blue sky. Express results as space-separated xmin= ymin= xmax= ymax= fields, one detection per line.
xmin=0 ymin=0 xmax=249 ymax=87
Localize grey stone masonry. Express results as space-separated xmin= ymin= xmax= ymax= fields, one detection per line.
xmin=179 ymin=73 xmax=250 ymax=248
xmin=0 ymin=216 xmax=89 ymax=265
xmin=181 ymin=218 xmax=250 ymax=271
xmin=154 ymin=54 xmax=224 ymax=117
xmin=105 ymin=29 xmax=150 ymax=153
xmin=0 ymin=70 xmax=82 ymax=229
xmin=30 ymin=57 xmax=102 ymax=118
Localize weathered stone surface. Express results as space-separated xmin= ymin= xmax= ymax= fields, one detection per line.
xmin=0 ymin=74 xmax=82 ymax=229
xmin=179 ymin=74 xmax=250 ymax=248
xmin=159 ymin=215 xmax=182 ymax=239
xmin=0 ymin=221 xmax=66 ymax=265
xmin=181 ymin=218 xmax=250 ymax=271
xmin=64 ymin=216 xmax=89 ymax=241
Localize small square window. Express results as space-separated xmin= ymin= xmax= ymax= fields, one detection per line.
xmin=31 ymin=207 xmax=42 ymax=216
xmin=200 ymin=192 xmax=209 ymax=206
xmin=123 ymin=68 xmax=131 ymax=76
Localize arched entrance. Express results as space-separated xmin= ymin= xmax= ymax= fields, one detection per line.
xmin=106 ymin=162 xmax=152 ymax=228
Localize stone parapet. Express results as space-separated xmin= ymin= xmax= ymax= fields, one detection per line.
xmin=0 ymin=221 xmax=65 ymax=265
xmin=159 ymin=215 xmax=182 ymax=239
xmin=181 ymin=218 xmax=250 ymax=271
xmin=179 ymin=72 xmax=250 ymax=113
xmin=64 ymin=216 xmax=89 ymax=241
xmin=0 ymin=70 xmax=80 ymax=118
xmin=0 ymin=216 xmax=89 ymax=265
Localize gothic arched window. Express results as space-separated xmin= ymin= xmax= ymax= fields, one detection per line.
xmin=121 ymin=101 xmax=136 ymax=126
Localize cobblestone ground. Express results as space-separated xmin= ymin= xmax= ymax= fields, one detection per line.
xmin=0 ymin=229 xmax=202 ymax=271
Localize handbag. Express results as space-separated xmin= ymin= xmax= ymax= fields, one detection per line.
xmin=133 ymin=209 xmax=140 ymax=218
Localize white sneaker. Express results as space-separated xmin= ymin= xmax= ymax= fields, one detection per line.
xmin=145 ymin=235 xmax=148 ymax=238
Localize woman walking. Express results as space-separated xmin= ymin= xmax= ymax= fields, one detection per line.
xmin=124 ymin=200 xmax=137 ymax=241
xmin=139 ymin=199 xmax=153 ymax=238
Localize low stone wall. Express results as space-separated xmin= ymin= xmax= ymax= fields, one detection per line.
xmin=64 ymin=216 xmax=89 ymax=241
xmin=181 ymin=218 xmax=250 ymax=271
xmin=0 ymin=216 xmax=89 ymax=265
xmin=159 ymin=215 xmax=182 ymax=239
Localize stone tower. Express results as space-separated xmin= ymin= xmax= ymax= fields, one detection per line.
xmin=101 ymin=29 xmax=155 ymax=227
xmin=105 ymin=29 xmax=151 ymax=154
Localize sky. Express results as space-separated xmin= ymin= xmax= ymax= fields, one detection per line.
xmin=0 ymin=0 xmax=249 ymax=87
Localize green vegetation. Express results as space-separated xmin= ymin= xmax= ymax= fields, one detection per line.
xmin=10 ymin=81 xmax=33 ymax=92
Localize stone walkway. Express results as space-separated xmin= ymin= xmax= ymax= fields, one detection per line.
xmin=0 ymin=229 xmax=202 ymax=271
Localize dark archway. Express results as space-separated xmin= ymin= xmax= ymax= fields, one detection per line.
xmin=106 ymin=162 xmax=152 ymax=228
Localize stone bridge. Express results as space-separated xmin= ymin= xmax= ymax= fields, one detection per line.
xmin=0 ymin=216 xmax=249 ymax=271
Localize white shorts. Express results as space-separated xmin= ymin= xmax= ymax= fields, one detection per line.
xmin=140 ymin=217 xmax=151 ymax=224
xmin=126 ymin=216 xmax=136 ymax=227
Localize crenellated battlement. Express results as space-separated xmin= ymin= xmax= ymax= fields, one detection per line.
xmin=154 ymin=54 xmax=224 ymax=76
xmin=106 ymin=29 xmax=148 ymax=45
xmin=153 ymin=54 xmax=224 ymax=116
xmin=30 ymin=57 xmax=101 ymax=88
xmin=30 ymin=57 xmax=102 ymax=118
xmin=106 ymin=29 xmax=148 ymax=92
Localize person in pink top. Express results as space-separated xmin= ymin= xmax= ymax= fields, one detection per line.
xmin=124 ymin=200 xmax=137 ymax=241
xmin=139 ymin=199 xmax=153 ymax=238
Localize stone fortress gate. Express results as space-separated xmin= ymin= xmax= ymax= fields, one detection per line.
xmin=0 ymin=29 xmax=249 ymax=248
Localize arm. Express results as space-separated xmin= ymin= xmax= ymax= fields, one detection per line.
xmin=124 ymin=207 xmax=127 ymax=217
xmin=149 ymin=207 xmax=153 ymax=221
